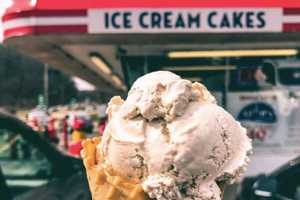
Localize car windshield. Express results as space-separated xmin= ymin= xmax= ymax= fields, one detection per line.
xmin=230 ymin=66 xmax=276 ymax=91
xmin=0 ymin=129 xmax=52 ymax=179
xmin=278 ymin=67 xmax=300 ymax=86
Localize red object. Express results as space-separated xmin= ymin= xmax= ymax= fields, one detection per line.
xmin=2 ymin=10 xmax=87 ymax=21
xmin=3 ymin=1 xmax=300 ymax=41
xmin=31 ymin=117 xmax=38 ymax=129
xmin=47 ymin=118 xmax=57 ymax=139
xmin=63 ymin=117 xmax=69 ymax=149
xmin=283 ymin=23 xmax=300 ymax=32
xmin=73 ymin=117 xmax=85 ymax=130
xmin=68 ymin=141 xmax=83 ymax=157
xmin=4 ymin=25 xmax=87 ymax=39
xmin=5 ymin=0 xmax=300 ymax=11
xmin=98 ymin=121 xmax=107 ymax=136
xmin=247 ymin=127 xmax=268 ymax=142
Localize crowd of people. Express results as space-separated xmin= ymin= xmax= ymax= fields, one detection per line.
xmin=25 ymin=102 xmax=107 ymax=157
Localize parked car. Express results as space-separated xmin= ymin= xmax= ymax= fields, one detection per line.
xmin=0 ymin=111 xmax=91 ymax=200
xmin=237 ymin=155 xmax=300 ymax=200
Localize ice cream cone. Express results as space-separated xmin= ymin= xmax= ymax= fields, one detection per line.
xmin=81 ymin=137 xmax=149 ymax=200
xmin=81 ymin=71 xmax=252 ymax=200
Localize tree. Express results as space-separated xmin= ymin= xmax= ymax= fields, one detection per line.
xmin=0 ymin=46 xmax=78 ymax=108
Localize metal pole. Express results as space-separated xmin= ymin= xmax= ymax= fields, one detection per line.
xmin=44 ymin=63 xmax=49 ymax=108
xmin=144 ymin=56 xmax=149 ymax=74
xmin=224 ymin=58 xmax=230 ymax=109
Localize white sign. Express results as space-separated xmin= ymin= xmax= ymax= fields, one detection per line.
xmin=227 ymin=90 xmax=300 ymax=176
xmin=227 ymin=90 xmax=300 ymax=155
xmin=88 ymin=8 xmax=282 ymax=33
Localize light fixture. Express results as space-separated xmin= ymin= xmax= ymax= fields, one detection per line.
xmin=90 ymin=53 xmax=112 ymax=75
xmin=111 ymin=75 xmax=123 ymax=86
xmin=162 ymin=65 xmax=236 ymax=71
xmin=30 ymin=0 xmax=37 ymax=6
xmin=168 ymin=49 xmax=298 ymax=58
xmin=111 ymin=74 xmax=127 ymax=91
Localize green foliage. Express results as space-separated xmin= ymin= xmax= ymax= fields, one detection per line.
xmin=0 ymin=46 xmax=78 ymax=108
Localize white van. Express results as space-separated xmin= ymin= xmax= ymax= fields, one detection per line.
xmin=226 ymin=59 xmax=300 ymax=176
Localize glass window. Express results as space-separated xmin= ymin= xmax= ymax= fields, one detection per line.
xmin=230 ymin=63 xmax=275 ymax=91
xmin=279 ymin=67 xmax=300 ymax=85
xmin=276 ymin=162 xmax=300 ymax=199
xmin=0 ymin=129 xmax=52 ymax=188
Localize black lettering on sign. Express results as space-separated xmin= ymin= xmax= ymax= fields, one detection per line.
xmin=151 ymin=12 xmax=161 ymax=28
xmin=175 ymin=13 xmax=185 ymax=28
xmin=111 ymin=12 xmax=121 ymax=28
xmin=208 ymin=11 xmax=217 ymax=28
xmin=257 ymin=11 xmax=266 ymax=28
xmin=139 ymin=12 xmax=149 ymax=28
xmin=123 ymin=12 xmax=132 ymax=29
xmin=233 ymin=12 xmax=243 ymax=28
xmin=104 ymin=12 xmax=109 ymax=28
xmin=188 ymin=13 xmax=201 ymax=28
xmin=246 ymin=12 xmax=254 ymax=28
xmin=220 ymin=13 xmax=230 ymax=28
xmin=164 ymin=12 xmax=172 ymax=28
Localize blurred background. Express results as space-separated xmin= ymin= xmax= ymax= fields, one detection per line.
xmin=1 ymin=1 xmax=300 ymax=200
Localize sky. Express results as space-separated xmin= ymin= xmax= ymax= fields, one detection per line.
xmin=73 ymin=77 xmax=96 ymax=91
xmin=0 ymin=1 xmax=96 ymax=91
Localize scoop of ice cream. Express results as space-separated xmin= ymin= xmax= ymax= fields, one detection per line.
xmin=120 ymin=71 xmax=215 ymax=121
xmin=166 ymin=102 xmax=251 ymax=183
xmin=99 ymin=71 xmax=252 ymax=200
xmin=142 ymin=175 xmax=222 ymax=200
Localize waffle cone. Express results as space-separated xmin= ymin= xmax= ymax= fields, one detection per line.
xmin=81 ymin=137 xmax=149 ymax=200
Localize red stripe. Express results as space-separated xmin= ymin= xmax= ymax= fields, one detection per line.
xmin=2 ymin=10 xmax=87 ymax=22
xmin=284 ymin=8 xmax=300 ymax=15
xmin=36 ymin=0 xmax=300 ymax=9
xmin=5 ymin=0 xmax=300 ymax=11
xmin=3 ymin=25 xmax=87 ymax=39
xmin=283 ymin=23 xmax=300 ymax=32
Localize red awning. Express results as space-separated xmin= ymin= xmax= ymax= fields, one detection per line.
xmin=2 ymin=0 xmax=300 ymax=39
xmin=6 ymin=0 xmax=300 ymax=11
xmin=3 ymin=0 xmax=300 ymax=40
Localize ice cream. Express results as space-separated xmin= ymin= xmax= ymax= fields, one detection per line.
xmin=82 ymin=71 xmax=252 ymax=200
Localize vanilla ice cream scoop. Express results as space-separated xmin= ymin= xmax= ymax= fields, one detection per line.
xmin=120 ymin=71 xmax=215 ymax=121
xmin=99 ymin=71 xmax=252 ymax=200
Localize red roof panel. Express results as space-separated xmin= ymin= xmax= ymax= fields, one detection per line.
xmin=6 ymin=0 xmax=300 ymax=13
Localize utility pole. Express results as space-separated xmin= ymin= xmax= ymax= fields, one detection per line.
xmin=44 ymin=63 xmax=49 ymax=108
xmin=223 ymin=58 xmax=230 ymax=109
xmin=143 ymin=56 xmax=149 ymax=74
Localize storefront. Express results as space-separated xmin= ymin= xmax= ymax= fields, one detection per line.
xmin=3 ymin=1 xmax=300 ymax=91
xmin=3 ymin=0 xmax=300 ymax=176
